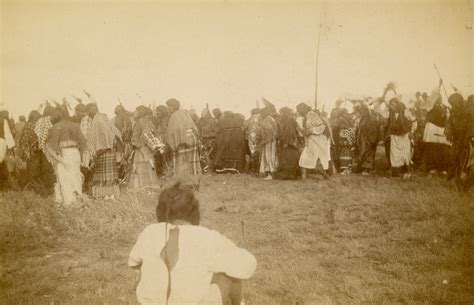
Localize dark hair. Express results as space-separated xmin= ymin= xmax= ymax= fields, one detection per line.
xmin=135 ymin=105 xmax=149 ymax=119
xmin=50 ymin=108 xmax=63 ymax=124
xmin=448 ymin=93 xmax=464 ymax=109
xmin=296 ymin=102 xmax=311 ymax=116
xmin=114 ymin=105 xmax=125 ymax=115
xmin=166 ymin=98 xmax=180 ymax=111
xmin=156 ymin=180 xmax=200 ymax=225
xmin=75 ymin=103 xmax=87 ymax=113
xmin=212 ymin=108 xmax=222 ymax=118
xmin=86 ymin=103 xmax=98 ymax=117
xmin=28 ymin=110 xmax=41 ymax=122
xmin=43 ymin=105 xmax=54 ymax=117
xmin=156 ymin=105 xmax=168 ymax=117
xmin=389 ymin=97 xmax=405 ymax=113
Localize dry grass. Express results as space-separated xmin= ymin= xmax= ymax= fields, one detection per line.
xmin=0 ymin=171 xmax=473 ymax=305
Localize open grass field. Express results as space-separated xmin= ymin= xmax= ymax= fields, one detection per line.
xmin=1 ymin=170 xmax=473 ymax=305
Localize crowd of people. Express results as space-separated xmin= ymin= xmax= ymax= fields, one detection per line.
xmin=0 ymin=80 xmax=473 ymax=205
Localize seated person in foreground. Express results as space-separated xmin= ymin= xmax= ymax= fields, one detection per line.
xmin=128 ymin=179 xmax=257 ymax=305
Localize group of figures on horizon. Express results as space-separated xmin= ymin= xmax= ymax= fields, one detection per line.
xmin=0 ymin=97 xmax=203 ymax=205
xmin=0 ymin=80 xmax=473 ymax=205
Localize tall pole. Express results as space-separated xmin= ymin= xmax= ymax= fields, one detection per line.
xmin=314 ymin=23 xmax=322 ymax=110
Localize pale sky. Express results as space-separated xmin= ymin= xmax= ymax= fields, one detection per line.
xmin=1 ymin=0 xmax=473 ymax=119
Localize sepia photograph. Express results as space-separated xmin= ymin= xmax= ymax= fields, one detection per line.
xmin=0 ymin=0 xmax=473 ymax=304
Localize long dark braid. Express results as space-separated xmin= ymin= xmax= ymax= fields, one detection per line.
xmin=156 ymin=179 xmax=200 ymax=304
xmin=160 ymin=184 xmax=181 ymax=305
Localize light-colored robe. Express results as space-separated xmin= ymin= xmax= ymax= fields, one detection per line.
xmin=299 ymin=111 xmax=330 ymax=170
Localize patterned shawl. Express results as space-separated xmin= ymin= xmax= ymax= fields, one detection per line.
xmin=87 ymin=113 xmax=122 ymax=157
xmin=34 ymin=116 xmax=53 ymax=151
xmin=18 ymin=120 xmax=39 ymax=160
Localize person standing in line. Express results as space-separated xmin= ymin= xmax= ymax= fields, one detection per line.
xmin=330 ymin=102 xmax=355 ymax=175
xmin=354 ymin=101 xmax=380 ymax=175
xmin=422 ymin=81 xmax=451 ymax=176
xmin=14 ymin=115 xmax=26 ymax=148
xmin=165 ymin=98 xmax=201 ymax=188
xmin=85 ymin=103 xmax=122 ymax=199
xmin=214 ymin=111 xmax=246 ymax=173
xmin=17 ymin=110 xmax=42 ymax=188
xmin=197 ymin=107 xmax=218 ymax=173
xmin=113 ymin=104 xmax=133 ymax=181
xmin=445 ymin=93 xmax=473 ymax=192
xmin=258 ymin=106 xmax=278 ymax=180
xmin=129 ymin=105 xmax=160 ymax=189
xmin=0 ymin=109 xmax=16 ymax=191
xmin=154 ymin=105 xmax=171 ymax=176
xmin=33 ymin=105 xmax=57 ymax=195
xmin=246 ymin=108 xmax=261 ymax=175
xmin=297 ymin=102 xmax=330 ymax=179
xmin=274 ymin=107 xmax=301 ymax=179
xmin=387 ymin=98 xmax=414 ymax=179
xmin=412 ymin=92 xmax=428 ymax=169
xmin=44 ymin=109 xmax=87 ymax=205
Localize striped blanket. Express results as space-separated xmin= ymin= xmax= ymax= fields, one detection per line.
xmin=92 ymin=149 xmax=118 ymax=186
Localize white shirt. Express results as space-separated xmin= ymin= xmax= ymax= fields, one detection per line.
xmin=128 ymin=223 xmax=257 ymax=305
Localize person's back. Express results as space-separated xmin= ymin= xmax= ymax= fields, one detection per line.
xmin=129 ymin=180 xmax=256 ymax=305
xmin=50 ymin=119 xmax=84 ymax=145
xmin=198 ymin=116 xmax=218 ymax=139
xmin=130 ymin=223 xmax=256 ymax=305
